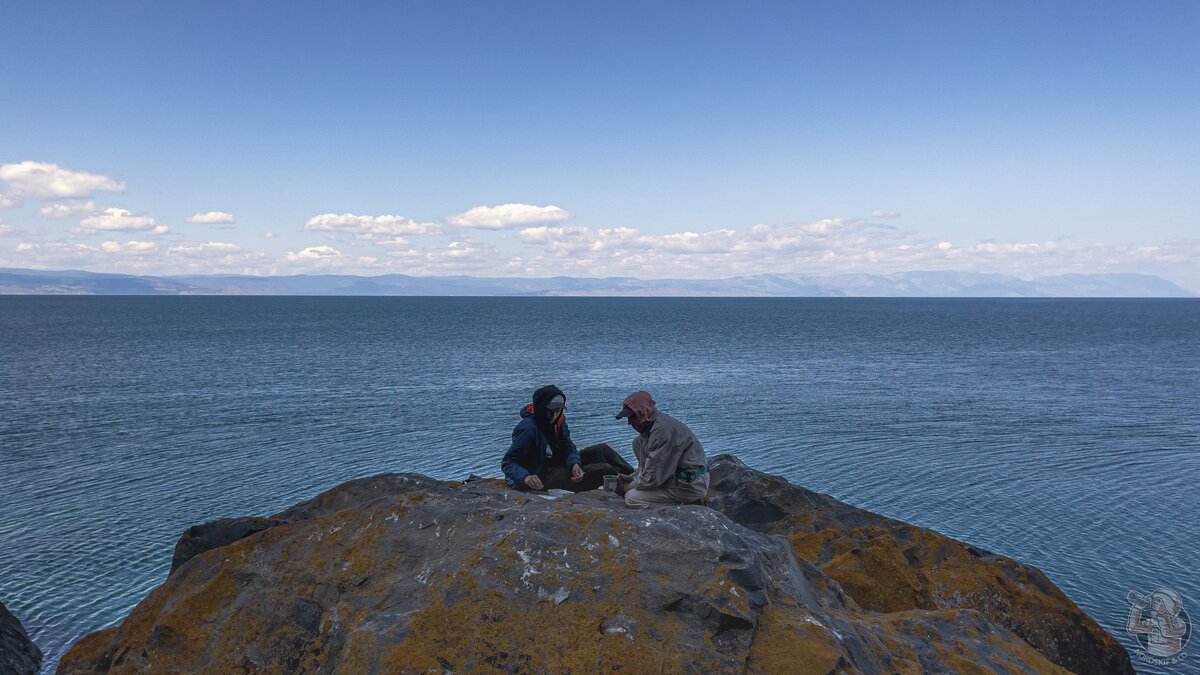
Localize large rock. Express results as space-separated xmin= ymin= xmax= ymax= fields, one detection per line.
xmin=59 ymin=460 xmax=1130 ymax=673
xmin=705 ymin=455 xmax=1133 ymax=674
xmin=171 ymin=516 xmax=284 ymax=574
xmin=1 ymin=600 xmax=42 ymax=675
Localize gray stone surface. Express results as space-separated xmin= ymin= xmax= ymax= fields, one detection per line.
xmin=60 ymin=459 xmax=1130 ymax=673
xmin=171 ymin=516 xmax=285 ymax=574
xmin=0 ymin=600 xmax=42 ymax=675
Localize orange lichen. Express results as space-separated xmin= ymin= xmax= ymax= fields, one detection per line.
xmin=392 ymin=575 xmax=684 ymax=672
xmin=822 ymin=533 xmax=927 ymax=613
xmin=786 ymin=531 xmax=830 ymax=562
xmin=58 ymin=473 xmax=1128 ymax=674
xmin=56 ymin=627 xmax=118 ymax=673
xmin=744 ymin=605 xmax=852 ymax=674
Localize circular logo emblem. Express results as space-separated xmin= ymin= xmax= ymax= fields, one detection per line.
xmin=1126 ymin=588 xmax=1191 ymax=664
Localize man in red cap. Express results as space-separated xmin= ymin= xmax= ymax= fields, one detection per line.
xmin=615 ymin=391 xmax=709 ymax=507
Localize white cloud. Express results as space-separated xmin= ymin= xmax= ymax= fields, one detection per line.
xmin=9 ymin=241 xmax=102 ymax=267
xmin=870 ymin=210 xmax=901 ymax=219
xmin=39 ymin=201 xmax=99 ymax=219
xmin=446 ymin=203 xmax=571 ymax=230
xmin=377 ymin=236 xmax=415 ymax=255
xmin=167 ymin=241 xmax=242 ymax=256
xmin=3 ymin=238 xmax=268 ymax=275
xmin=0 ymin=222 xmax=13 ymax=236
xmin=268 ymin=229 xmax=521 ymax=275
xmin=160 ymin=241 xmax=265 ymax=274
xmin=504 ymin=217 xmax=1200 ymax=282
xmin=261 ymin=231 xmax=277 ymax=238
xmin=186 ymin=211 xmax=236 ymax=224
xmin=100 ymin=240 xmax=159 ymax=254
xmin=275 ymin=244 xmax=390 ymax=274
xmin=0 ymin=195 xmax=14 ymax=209
xmin=305 ymin=213 xmax=444 ymax=239
xmin=516 ymin=218 xmax=882 ymax=262
xmin=4 ymin=203 xmax=1197 ymax=291
xmin=432 ymin=240 xmax=483 ymax=260
xmin=0 ymin=161 xmax=125 ymax=200
xmin=75 ymin=208 xmax=168 ymax=235
xmin=285 ymin=245 xmax=343 ymax=261
xmin=518 ymin=225 xmax=589 ymax=246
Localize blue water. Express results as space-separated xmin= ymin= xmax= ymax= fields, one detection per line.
xmin=1 ymin=297 xmax=1197 ymax=673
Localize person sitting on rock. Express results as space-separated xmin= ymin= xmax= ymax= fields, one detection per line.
xmin=615 ymin=390 xmax=709 ymax=507
xmin=502 ymin=384 xmax=634 ymax=492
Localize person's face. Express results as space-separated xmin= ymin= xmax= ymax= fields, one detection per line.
xmin=546 ymin=407 xmax=562 ymax=423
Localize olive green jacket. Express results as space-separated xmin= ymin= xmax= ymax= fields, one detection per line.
xmin=630 ymin=411 xmax=707 ymax=491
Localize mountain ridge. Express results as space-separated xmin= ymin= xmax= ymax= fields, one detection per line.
xmin=0 ymin=267 xmax=1193 ymax=297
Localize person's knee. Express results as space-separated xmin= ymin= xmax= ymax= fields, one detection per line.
xmin=623 ymin=488 xmax=667 ymax=508
xmin=582 ymin=462 xmax=614 ymax=475
xmin=623 ymin=492 xmax=651 ymax=508
xmin=579 ymin=443 xmax=614 ymax=464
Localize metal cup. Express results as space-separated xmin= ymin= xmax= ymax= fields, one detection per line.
xmin=603 ymin=475 xmax=618 ymax=491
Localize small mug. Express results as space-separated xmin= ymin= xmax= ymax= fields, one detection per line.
xmin=603 ymin=475 xmax=618 ymax=491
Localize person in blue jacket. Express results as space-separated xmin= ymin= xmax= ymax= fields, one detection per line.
xmin=501 ymin=384 xmax=634 ymax=492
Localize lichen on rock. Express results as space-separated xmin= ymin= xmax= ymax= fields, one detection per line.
xmin=59 ymin=458 xmax=1132 ymax=674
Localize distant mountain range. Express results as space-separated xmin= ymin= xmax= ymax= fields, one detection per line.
xmin=0 ymin=267 xmax=1193 ymax=297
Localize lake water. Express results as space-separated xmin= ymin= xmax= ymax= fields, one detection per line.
xmin=1 ymin=297 xmax=1197 ymax=673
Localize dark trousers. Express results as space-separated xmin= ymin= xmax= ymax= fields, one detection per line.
xmin=541 ymin=443 xmax=634 ymax=492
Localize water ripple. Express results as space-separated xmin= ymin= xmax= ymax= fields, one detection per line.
xmin=2 ymin=297 xmax=1197 ymax=674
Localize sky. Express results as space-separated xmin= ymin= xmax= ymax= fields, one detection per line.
xmin=1 ymin=2 xmax=1197 ymax=289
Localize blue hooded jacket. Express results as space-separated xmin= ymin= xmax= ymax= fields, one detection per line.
xmin=501 ymin=388 xmax=580 ymax=488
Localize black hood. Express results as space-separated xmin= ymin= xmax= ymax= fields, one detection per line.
xmin=530 ymin=384 xmax=568 ymax=457
xmin=530 ymin=384 xmax=565 ymax=421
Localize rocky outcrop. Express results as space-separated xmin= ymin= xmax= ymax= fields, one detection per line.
xmin=704 ymin=455 xmax=1133 ymax=674
xmin=1 ymin=600 xmax=42 ymax=675
xmin=171 ymin=516 xmax=284 ymax=574
xmin=60 ymin=457 xmax=1131 ymax=674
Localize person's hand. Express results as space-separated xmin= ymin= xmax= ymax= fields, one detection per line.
xmin=570 ymin=464 xmax=584 ymax=482
xmin=524 ymin=474 xmax=544 ymax=490
xmin=615 ymin=473 xmax=632 ymax=496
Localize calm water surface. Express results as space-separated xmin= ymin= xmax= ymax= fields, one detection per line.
xmin=1 ymin=297 xmax=1197 ymax=673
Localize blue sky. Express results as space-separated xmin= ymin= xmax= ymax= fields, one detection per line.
xmin=1 ymin=2 xmax=1197 ymax=288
